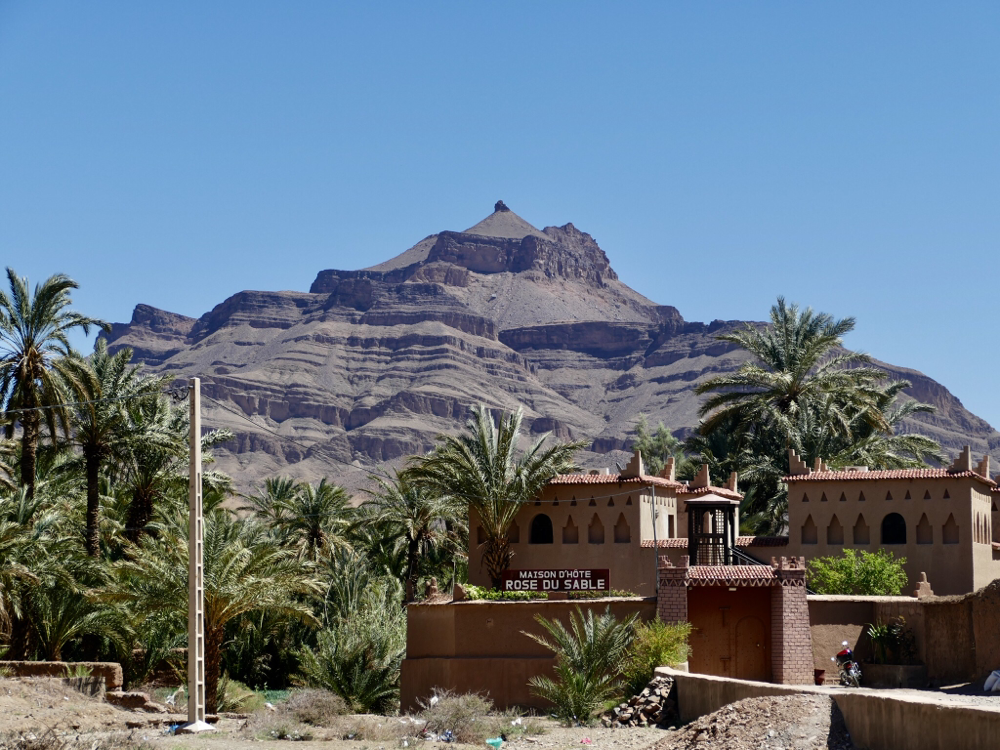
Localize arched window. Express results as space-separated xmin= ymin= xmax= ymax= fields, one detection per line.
xmin=916 ymin=513 xmax=932 ymax=545
xmin=588 ymin=514 xmax=605 ymax=544
xmin=827 ymin=515 xmax=844 ymax=545
xmin=853 ymin=514 xmax=870 ymax=545
xmin=881 ymin=513 xmax=907 ymax=545
xmin=529 ymin=514 xmax=554 ymax=544
xmin=563 ymin=517 xmax=579 ymax=544
xmin=614 ymin=513 xmax=631 ymax=544
xmin=943 ymin=513 xmax=959 ymax=544
xmin=802 ymin=515 xmax=818 ymax=545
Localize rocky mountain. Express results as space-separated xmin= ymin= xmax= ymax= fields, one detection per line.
xmin=104 ymin=201 xmax=1000 ymax=493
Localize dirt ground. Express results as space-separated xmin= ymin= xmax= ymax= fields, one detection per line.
xmin=0 ymin=678 xmax=851 ymax=750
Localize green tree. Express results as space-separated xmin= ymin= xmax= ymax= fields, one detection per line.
xmin=806 ymin=549 xmax=908 ymax=596
xmin=631 ymin=416 xmax=694 ymax=478
xmin=299 ymin=571 xmax=406 ymax=713
xmin=64 ymin=340 xmax=168 ymax=556
xmin=409 ymin=405 xmax=581 ymax=589
xmin=692 ymin=299 xmax=942 ymax=535
xmin=524 ymin=606 xmax=637 ymax=725
xmin=363 ymin=470 xmax=466 ymax=602
xmin=0 ymin=268 xmax=107 ymax=498
xmin=111 ymin=508 xmax=321 ymax=712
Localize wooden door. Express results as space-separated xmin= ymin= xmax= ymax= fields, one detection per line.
xmin=735 ymin=616 xmax=768 ymax=681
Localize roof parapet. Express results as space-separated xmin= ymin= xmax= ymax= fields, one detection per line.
xmin=949 ymin=446 xmax=973 ymax=474
xmin=725 ymin=471 xmax=738 ymax=494
xmin=788 ymin=448 xmax=811 ymax=476
xmin=690 ymin=463 xmax=711 ymax=489
xmin=976 ymin=454 xmax=990 ymax=480
xmin=659 ymin=456 xmax=676 ymax=483
xmin=620 ymin=449 xmax=644 ymax=479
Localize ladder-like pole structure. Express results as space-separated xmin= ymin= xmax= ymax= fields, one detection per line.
xmin=179 ymin=378 xmax=212 ymax=733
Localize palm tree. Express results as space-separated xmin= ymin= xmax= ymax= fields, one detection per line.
xmin=118 ymin=394 xmax=231 ymax=544
xmin=111 ymin=508 xmax=321 ymax=712
xmin=696 ymin=297 xmax=889 ymax=443
xmin=524 ymin=606 xmax=638 ymax=724
xmin=409 ymin=405 xmax=582 ymax=589
xmin=247 ymin=478 xmax=353 ymax=562
xmin=691 ymin=299 xmax=943 ymax=535
xmin=0 ymin=268 xmax=107 ymax=498
xmin=64 ymin=341 xmax=168 ymax=556
xmin=363 ymin=470 xmax=466 ymax=602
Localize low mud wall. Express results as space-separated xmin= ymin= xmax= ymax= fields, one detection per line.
xmin=657 ymin=667 xmax=1000 ymax=750
xmin=401 ymin=597 xmax=656 ymax=711
xmin=807 ymin=580 xmax=1000 ymax=685
xmin=0 ymin=661 xmax=123 ymax=692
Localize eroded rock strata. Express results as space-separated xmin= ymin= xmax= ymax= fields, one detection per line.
xmin=104 ymin=204 xmax=1000 ymax=491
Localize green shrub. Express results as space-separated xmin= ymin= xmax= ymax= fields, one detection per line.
xmin=523 ymin=606 xmax=637 ymax=725
xmin=567 ymin=589 xmax=636 ymax=600
xmin=298 ymin=590 xmax=406 ymax=714
xmin=464 ymin=585 xmax=547 ymax=601
xmin=217 ymin=674 xmax=267 ymax=713
xmin=621 ymin=620 xmax=692 ymax=696
xmin=807 ymin=549 xmax=908 ymax=596
xmin=867 ymin=617 xmax=918 ymax=665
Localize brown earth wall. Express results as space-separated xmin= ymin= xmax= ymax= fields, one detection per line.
xmin=808 ymin=582 xmax=1000 ymax=685
xmin=0 ymin=661 xmax=123 ymax=691
xmin=401 ymin=597 xmax=656 ymax=711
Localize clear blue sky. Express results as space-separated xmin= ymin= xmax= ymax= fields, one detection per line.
xmin=2 ymin=3 xmax=998 ymax=425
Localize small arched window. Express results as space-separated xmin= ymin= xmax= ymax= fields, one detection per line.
xmin=529 ymin=514 xmax=554 ymax=544
xmin=881 ymin=513 xmax=907 ymax=545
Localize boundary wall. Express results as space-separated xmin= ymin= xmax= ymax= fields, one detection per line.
xmin=400 ymin=597 xmax=655 ymax=711
xmin=808 ymin=579 xmax=1000 ymax=685
xmin=0 ymin=661 xmax=123 ymax=692
xmin=657 ymin=666 xmax=1000 ymax=750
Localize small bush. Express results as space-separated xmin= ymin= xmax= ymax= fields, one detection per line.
xmin=464 ymin=585 xmax=547 ymax=601
xmin=807 ymin=549 xmax=908 ymax=596
xmin=283 ymin=689 xmax=349 ymax=726
xmin=0 ymin=729 xmax=154 ymax=750
xmin=621 ymin=620 xmax=692 ymax=696
xmin=567 ymin=589 xmax=636 ymax=600
xmin=217 ymin=674 xmax=267 ymax=713
xmin=418 ymin=690 xmax=543 ymax=744
xmin=867 ymin=617 xmax=918 ymax=665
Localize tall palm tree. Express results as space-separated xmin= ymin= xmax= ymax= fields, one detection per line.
xmin=0 ymin=268 xmax=107 ymax=497
xmin=252 ymin=478 xmax=353 ymax=562
xmin=64 ymin=340 xmax=168 ymax=556
xmin=696 ymin=297 xmax=889 ymax=442
xmin=691 ymin=299 xmax=943 ymax=535
xmin=111 ymin=508 xmax=321 ymax=712
xmin=363 ymin=470 xmax=466 ymax=602
xmin=409 ymin=405 xmax=582 ymax=589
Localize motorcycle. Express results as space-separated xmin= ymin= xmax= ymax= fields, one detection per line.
xmin=831 ymin=640 xmax=862 ymax=687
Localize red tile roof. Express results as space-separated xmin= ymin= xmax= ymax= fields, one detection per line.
xmin=688 ymin=565 xmax=777 ymax=586
xmin=679 ymin=486 xmax=743 ymax=501
xmin=640 ymin=536 xmax=789 ymax=548
xmin=548 ymin=473 xmax=683 ymax=489
xmin=784 ymin=469 xmax=995 ymax=488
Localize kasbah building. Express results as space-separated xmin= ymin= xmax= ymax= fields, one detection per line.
xmin=401 ymin=446 xmax=1000 ymax=711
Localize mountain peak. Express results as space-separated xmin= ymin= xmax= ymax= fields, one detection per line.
xmin=462 ymin=201 xmax=549 ymax=241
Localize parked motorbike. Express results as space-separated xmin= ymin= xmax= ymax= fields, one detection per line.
xmin=831 ymin=640 xmax=862 ymax=687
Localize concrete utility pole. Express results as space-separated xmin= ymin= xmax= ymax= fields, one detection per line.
xmin=179 ymin=378 xmax=212 ymax=733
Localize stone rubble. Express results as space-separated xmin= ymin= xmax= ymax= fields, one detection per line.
xmin=602 ymin=676 xmax=677 ymax=728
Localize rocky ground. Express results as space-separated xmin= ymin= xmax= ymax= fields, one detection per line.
xmin=0 ymin=678 xmax=864 ymax=750
xmin=654 ymin=695 xmax=853 ymax=750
